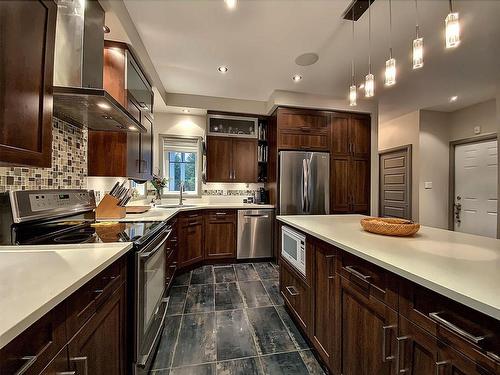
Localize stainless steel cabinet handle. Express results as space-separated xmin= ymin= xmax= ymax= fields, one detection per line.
xmin=396 ymin=336 xmax=410 ymax=373
xmin=70 ymin=356 xmax=88 ymax=375
xmin=215 ymin=212 xmax=227 ymax=215
xmin=56 ymin=372 xmax=76 ymax=375
xmin=285 ymin=285 xmax=299 ymax=296
xmin=434 ymin=361 xmax=449 ymax=375
xmin=14 ymin=355 xmax=37 ymax=375
xmin=382 ymin=325 xmax=395 ymax=362
xmin=344 ymin=265 xmax=371 ymax=281
xmin=429 ymin=312 xmax=486 ymax=344
xmin=233 ymin=169 xmax=236 ymax=180
xmin=326 ymin=254 xmax=335 ymax=279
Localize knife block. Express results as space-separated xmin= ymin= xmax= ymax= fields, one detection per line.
xmin=95 ymin=194 xmax=126 ymax=220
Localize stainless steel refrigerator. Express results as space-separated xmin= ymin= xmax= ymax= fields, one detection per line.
xmin=279 ymin=151 xmax=330 ymax=215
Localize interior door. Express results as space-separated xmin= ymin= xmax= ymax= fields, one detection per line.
xmin=454 ymin=139 xmax=497 ymax=238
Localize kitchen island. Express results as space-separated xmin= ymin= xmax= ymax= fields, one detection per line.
xmin=276 ymin=214 xmax=500 ymax=375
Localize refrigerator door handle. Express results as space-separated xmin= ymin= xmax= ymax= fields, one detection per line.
xmin=303 ymin=158 xmax=310 ymax=213
xmin=301 ymin=159 xmax=307 ymax=212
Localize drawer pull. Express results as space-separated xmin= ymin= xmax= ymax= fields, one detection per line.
xmin=56 ymin=372 xmax=76 ymax=375
xmin=326 ymin=254 xmax=335 ymax=279
xmin=434 ymin=360 xmax=449 ymax=375
xmin=429 ymin=311 xmax=486 ymax=344
xmin=396 ymin=335 xmax=410 ymax=374
xmin=215 ymin=212 xmax=227 ymax=215
xmin=285 ymin=286 xmax=299 ymax=296
xmin=487 ymin=351 xmax=500 ymax=362
xmin=382 ymin=325 xmax=395 ymax=362
xmin=344 ymin=265 xmax=371 ymax=281
xmin=14 ymin=355 xmax=37 ymax=375
xmin=70 ymin=356 xmax=88 ymax=375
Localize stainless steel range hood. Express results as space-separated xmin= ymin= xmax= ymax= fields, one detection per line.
xmin=53 ymin=0 xmax=145 ymax=133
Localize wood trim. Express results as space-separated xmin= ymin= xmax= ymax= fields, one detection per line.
xmin=448 ymin=134 xmax=498 ymax=232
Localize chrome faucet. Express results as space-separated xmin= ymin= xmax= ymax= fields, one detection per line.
xmin=179 ymin=181 xmax=185 ymax=206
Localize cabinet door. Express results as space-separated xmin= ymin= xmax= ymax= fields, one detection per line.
xmin=312 ymin=241 xmax=339 ymax=373
xmin=349 ymin=114 xmax=371 ymax=158
xmin=331 ymin=156 xmax=351 ymax=213
xmin=204 ymin=211 xmax=236 ymax=259
xmin=437 ymin=344 xmax=493 ymax=375
xmin=232 ymin=139 xmax=258 ymax=182
xmin=0 ymin=0 xmax=56 ymax=167
xmin=350 ymin=157 xmax=371 ymax=214
xmin=277 ymin=108 xmax=329 ymax=133
xmin=103 ymin=44 xmax=126 ymax=107
xmin=68 ymin=285 xmax=127 ymax=375
xmin=331 ymin=114 xmax=350 ymax=156
xmin=178 ymin=216 xmax=204 ymax=268
xmin=87 ymin=131 xmax=127 ymax=177
xmin=340 ymin=277 xmax=397 ymax=375
xmin=206 ymin=136 xmax=232 ymax=182
xmin=40 ymin=347 xmax=69 ymax=375
xmin=139 ymin=114 xmax=153 ymax=180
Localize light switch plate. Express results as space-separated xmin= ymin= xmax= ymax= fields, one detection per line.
xmin=474 ymin=126 xmax=481 ymax=135
xmin=424 ymin=181 xmax=433 ymax=189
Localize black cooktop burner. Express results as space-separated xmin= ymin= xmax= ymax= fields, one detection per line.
xmin=53 ymin=232 xmax=96 ymax=244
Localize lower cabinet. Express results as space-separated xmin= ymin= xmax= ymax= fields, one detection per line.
xmin=178 ymin=212 xmax=204 ymax=268
xmin=204 ymin=210 xmax=236 ymax=260
xmin=40 ymin=347 xmax=69 ymax=375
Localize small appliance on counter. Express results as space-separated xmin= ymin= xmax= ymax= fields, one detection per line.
xmin=0 ymin=189 xmax=171 ymax=374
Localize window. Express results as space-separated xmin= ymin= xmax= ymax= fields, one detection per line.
xmin=161 ymin=136 xmax=202 ymax=196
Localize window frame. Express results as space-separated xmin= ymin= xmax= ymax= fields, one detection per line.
xmin=159 ymin=134 xmax=203 ymax=198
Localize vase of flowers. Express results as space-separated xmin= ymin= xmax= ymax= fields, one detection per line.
xmin=150 ymin=174 xmax=167 ymax=206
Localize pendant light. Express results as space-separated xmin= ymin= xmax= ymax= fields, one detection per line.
xmin=384 ymin=0 xmax=396 ymax=86
xmin=365 ymin=0 xmax=374 ymax=98
xmin=349 ymin=8 xmax=357 ymax=106
xmin=445 ymin=0 xmax=460 ymax=48
xmin=412 ymin=0 xmax=424 ymax=69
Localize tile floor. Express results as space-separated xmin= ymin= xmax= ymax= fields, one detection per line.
xmin=149 ymin=263 xmax=326 ymax=375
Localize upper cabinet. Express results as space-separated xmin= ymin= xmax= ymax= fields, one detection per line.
xmin=88 ymin=41 xmax=154 ymax=180
xmin=0 ymin=0 xmax=57 ymax=168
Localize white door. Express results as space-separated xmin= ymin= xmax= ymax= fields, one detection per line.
xmin=454 ymin=139 xmax=498 ymax=238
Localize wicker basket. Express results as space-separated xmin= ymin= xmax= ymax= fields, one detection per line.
xmin=360 ymin=217 xmax=420 ymax=237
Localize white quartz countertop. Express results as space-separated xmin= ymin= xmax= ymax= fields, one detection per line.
xmin=114 ymin=203 xmax=275 ymax=222
xmin=0 ymin=242 xmax=133 ymax=349
xmin=277 ymin=215 xmax=500 ymax=320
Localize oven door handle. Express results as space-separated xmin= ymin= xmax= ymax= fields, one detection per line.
xmin=137 ymin=297 xmax=169 ymax=367
xmin=139 ymin=230 xmax=172 ymax=259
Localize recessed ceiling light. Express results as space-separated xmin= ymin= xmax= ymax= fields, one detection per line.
xmin=103 ymin=25 xmax=110 ymax=34
xmin=218 ymin=66 xmax=228 ymax=73
xmin=450 ymin=95 xmax=458 ymax=102
xmin=224 ymin=0 xmax=237 ymax=10
xmin=97 ymin=102 xmax=111 ymax=110
xmin=182 ymin=109 xmax=190 ymax=113
xmin=128 ymin=126 xmax=137 ymax=131
xmin=292 ymin=74 xmax=302 ymax=82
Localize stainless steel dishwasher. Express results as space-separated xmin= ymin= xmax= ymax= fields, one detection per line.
xmin=237 ymin=209 xmax=274 ymax=259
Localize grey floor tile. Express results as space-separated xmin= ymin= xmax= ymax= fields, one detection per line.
xmin=170 ymin=363 xmax=216 ymax=375
xmin=253 ymin=262 xmax=279 ymax=280
xmin=234 ymin=263 xmax=260 ymax=281
xmin=184 ymin=284 xmax=215 ymax=313
xmin=172 ymin=313 xmax=216 ymax=367
xmin=167 ymin=286 xmax=188 ymax=316
xmin=216 ymin=309 xmax=257 ymax=361
xmin=261 ymin=279 xmax=284 ymax=306
xmin=239 ymin=281 xmax=273 ymax=308
xmin=191 ymin=265 xmax=215 ymax=285
xmin=275 ymin=305 xmax=309 ymax=350
xmin=299 ymin=350 xmax=326 ymax=375
xmin=151 ymin=315 xmax=182 ymax=370
xmin=215 ymin=282 xmax=244 ymax=311
xmin=246 ymin=306 xmax=296 ymax=354
xmin=214 ymin=266 xmax=237 ymax=283
xmin=150 ymin=370 xmax=169 ymax=375
xmin=260 ymin=351 xmax=309 ymax=375
xmin=173 ymin=271 xmax=191 ymax=286
xmin=216 ymin=357 xmax=263 ymax=375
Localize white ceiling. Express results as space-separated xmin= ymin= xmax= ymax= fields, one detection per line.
xmin=123 ymin=0 xmax=500 ymax=121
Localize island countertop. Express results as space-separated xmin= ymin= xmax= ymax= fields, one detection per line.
xmin=0 ymin=242 xmax=133 ymax=349
xmin=276 ymin=214 xmax=500 ymax=320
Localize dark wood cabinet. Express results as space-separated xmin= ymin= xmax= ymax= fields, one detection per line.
xmin=312 ymin=241 xmax=339 ymax=373
xmin=331 ymin=113 xmax=371 ymax=214
xmin=340 ymin=276 xmax=398 ymax=375
xmin=40 ymin=347 xmax=69 ymax=375
xmin=178 ymin=212 xmax=204 ymax=268
xmin=0 ymin=0 xmax=56 ymax=167
xmin=206 ymin=136 xmax=257 ymax=183
xmin=88 ymin=131 xmax=128 ymax=177
xmin=204 ymin=210 xmax=236 ymax=260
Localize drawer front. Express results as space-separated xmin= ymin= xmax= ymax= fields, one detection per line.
xmin=280 ymin=261 xmax=312 ymax=333
xmin=277 ymin=108 xmax=329 ymax=133
xmin=179 ymin=211 xmax=203 ymax=221
xmin=400 ymin=281 xmax=500 ymax=373
xmin=0 ymin=304 xmax=66 ymax=375
xmin=65 ymin=258 xmax=126 ymax=340
xmin=278 ymin=131 xmax=329 ymax=151
xmin=339 ymin=253 xmax=398 ymax=310
xmin=205 ymin=209 xmax=236 ymax=222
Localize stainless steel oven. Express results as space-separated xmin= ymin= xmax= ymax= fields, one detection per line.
xmin=134 ymin=224 xmax=171 ymax=374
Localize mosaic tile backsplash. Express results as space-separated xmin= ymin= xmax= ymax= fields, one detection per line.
xmin=0 ymin=118 xmax=88 ymax=193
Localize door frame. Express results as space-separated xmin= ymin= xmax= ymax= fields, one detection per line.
xmin=378 ymin=144 xmax=412 ymax=220
xmin=448 ymin=134 xmax=498 ymax=231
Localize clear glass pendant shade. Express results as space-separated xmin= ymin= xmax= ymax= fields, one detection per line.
xmin=385 ymin=57 xmax=396 ymax=86
xmin=412 ymin=37 xmax=424 ymax=69
xmin=445 ymin=12 xmax=460 ymax=48
xmin=349 ymin=84 xmax=357 ymax=106
xmin=365 ymin=73 xmax=374 ymax=97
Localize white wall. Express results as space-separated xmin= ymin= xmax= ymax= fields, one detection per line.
xmin=449 ymin=99 xmax=497 ymax=141
xmin=378 ymin=111 xmax=420 ymax=221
